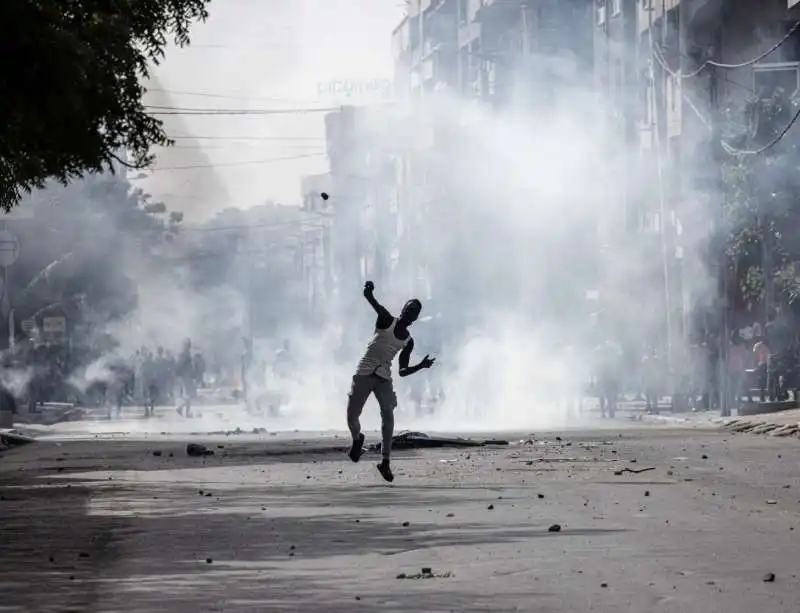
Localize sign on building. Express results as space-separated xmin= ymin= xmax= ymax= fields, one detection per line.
xmin=42 ymin=316 xmax=67 ymax=334
xmin=316 ymin=78 xmax=393 ymax=103
xmin=0 ymin=230 xmax=19 ymax=267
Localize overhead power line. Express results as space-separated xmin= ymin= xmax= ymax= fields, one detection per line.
xmin=680 ymin=86 xmax=800 ymax=156
xmin=653 ymin=21 xmax=800 ymax=79
xmin=147 ymin=152 xmax=325 ymax=171
xmin=722 ymin=107 xmax=800 ymax=156
xmin=145 ymin=87 xmax=316 ymax=104
xmin=168 ymin=134 xmax=325 ymax=141
xmin=145 ymin=104 xmax=339 ymax=116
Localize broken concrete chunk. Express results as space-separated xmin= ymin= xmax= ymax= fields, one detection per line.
xmin=187 ymin=443 xmax=214 ymax=457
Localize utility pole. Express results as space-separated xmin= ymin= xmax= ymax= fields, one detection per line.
xmin=708 ymin=48 xmax=730 ymax=416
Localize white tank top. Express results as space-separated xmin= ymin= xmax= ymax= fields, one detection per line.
xmin=356 ymin=319 xmax=408 ymax=380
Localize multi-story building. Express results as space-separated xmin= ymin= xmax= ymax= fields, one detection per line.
xmin=300 ymin=173 xmax=334 ymax=319
xmin=323 ymin=105 xmax=404 ymax=314
xmin=594 ymin=0 xmax=800 ymax=402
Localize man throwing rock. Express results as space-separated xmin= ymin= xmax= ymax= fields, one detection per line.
xmin=347 ymin=281 xmax=435 ymax=482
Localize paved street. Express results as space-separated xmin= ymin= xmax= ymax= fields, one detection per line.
xmin=1 ymin=425 xmax=799 ymax=612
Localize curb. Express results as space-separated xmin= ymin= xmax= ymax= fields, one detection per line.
xmin=721 ymin=418 xmax=800 ymax=438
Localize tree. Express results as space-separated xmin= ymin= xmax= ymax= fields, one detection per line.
xmin=722 ymin=87 xmax=800 ymax=313
xmin=7 ymin=172 xmax=181 ymax=346
xmin=0 ymin=0 xmax=211 ymax=210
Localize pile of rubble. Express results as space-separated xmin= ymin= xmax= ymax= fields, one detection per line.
xmin=721 ymin=418 xmax=800 ymax=438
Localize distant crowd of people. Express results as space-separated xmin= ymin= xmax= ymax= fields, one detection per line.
xmin=587 ymin=307 xmax=800 ymax=417
xmin=102 ymin=339 xmax=207 ymax=418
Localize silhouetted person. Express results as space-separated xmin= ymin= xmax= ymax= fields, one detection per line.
xmin=176 ymin=339 xmax=195 ymax=417
xmin=346 ymin=281 xmax=435 ymax=482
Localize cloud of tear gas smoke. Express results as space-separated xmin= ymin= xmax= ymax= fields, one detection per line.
xmin=79 ymin=7 xmax=719 ymax=437
xmin=0 ymin=364 xmax=34 ymax=398
xmin=251 ymin=58 xmax=718 ymax=434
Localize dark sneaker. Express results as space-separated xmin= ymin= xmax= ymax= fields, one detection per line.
xmin=377 ymin=459 xmax=394 ymax=482
xmin=348 ymin=433 xmax=365 ymax=463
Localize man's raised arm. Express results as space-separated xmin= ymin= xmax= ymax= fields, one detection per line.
xmin=398 ymin=338 xmax=436 ymax=377
xmin=363 ymin=281 xmax=393 ymax=328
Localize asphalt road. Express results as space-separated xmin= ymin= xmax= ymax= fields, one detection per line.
xmin=1 ymin=426 xmax=798 ymax=613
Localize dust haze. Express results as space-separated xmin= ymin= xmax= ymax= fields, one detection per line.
xmin=11 ymin=1 xmax=720 ymax=436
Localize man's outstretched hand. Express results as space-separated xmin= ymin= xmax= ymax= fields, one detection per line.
xmin=363 ymin=281 xmax=375 ymax=297
xmin=420 ymin=354 xmax=436 ymax=369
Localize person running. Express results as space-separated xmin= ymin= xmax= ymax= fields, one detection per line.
xmin=347 ymin=280 xmax=435 ymax=482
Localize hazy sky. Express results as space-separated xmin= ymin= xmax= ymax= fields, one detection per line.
xmin=146 ymin=0 xmax=404 ymax=214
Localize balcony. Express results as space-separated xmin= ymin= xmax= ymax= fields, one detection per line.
xmin=684 ymin=0 xmax=724 ymax=33
xmin=474 ymin=0 xmax=522 ymax=23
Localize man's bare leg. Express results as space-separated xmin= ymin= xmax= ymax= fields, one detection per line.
xmin=346 ymin=376 xmax=372 ymax=462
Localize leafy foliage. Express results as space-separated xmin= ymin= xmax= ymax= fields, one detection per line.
xmin=5 ymin=172 xmax=180 ymax=346
xmin=0 ymin=0 xmax=210 ymax=210
xmin=722 ymin=87 xmax=800 ymax=310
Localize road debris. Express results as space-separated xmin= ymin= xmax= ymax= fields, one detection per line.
xmin=396 ymin=568 xmax=453 ymax=580
xmin=613 ymin=466 xmax=656 ymax=475
xmin=371 ymin=431 xmax=509 ymax=452
xmin=186 ymin=443 xmax=214 ymax=457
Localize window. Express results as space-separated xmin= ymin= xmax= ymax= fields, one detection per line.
xmin=458 ymin=0 xmax=467 ymax=24
xmin=754 ymin=65 xmax=799 ymax=98
xmin=597 ymin=1 xmax=606 ymax=26
xmin=611 ymin=0 xmax=621 ymax=16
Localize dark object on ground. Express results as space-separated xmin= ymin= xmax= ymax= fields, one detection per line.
xmin=0 ymin=430 xmax=36 ymax=447
xmin=371 ymin=431 xmax=508 ymax=452
xmin=763 ymin=572 xmax=776 ymax=582
xmin=320 ymin=192 xmax=329 ymax=200
xmin=186 ymin=443 xmax=214 ymax=457
xmin=548 ymin=524 xmax=562 ymax=532
xmin=613 ymin=466 xmax=656 ymax=475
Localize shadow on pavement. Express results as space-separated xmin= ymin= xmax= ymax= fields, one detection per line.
xmin=0 ymin=455 xmax=625 ymax=613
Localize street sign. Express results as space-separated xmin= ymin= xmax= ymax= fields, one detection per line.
xmin=42 ymin=316 xmax=66 ymax=333
xmin=0 ymin=230 xmax=19 ymax=266
xmin=21 ymin=319 xmax=35 ymax=333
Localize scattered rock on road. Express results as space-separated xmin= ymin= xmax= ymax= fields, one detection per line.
xmin=187 ymin=443 xmax=214 ymax=457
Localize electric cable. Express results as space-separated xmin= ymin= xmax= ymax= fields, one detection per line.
xmin=145 ymin=87 xmax=316 ymax=104
xmin=653 ymin=21 xmax=800 ymax=79
xmin=680 ymin=82 xmax=800 ymax=156
xmin=145 ymin=152 xmax=325 ymax=171
xmin=722 ymin=106 xmax=800 ymax=156
xmin=145 ymin=104 xmax=340 ymax=116
xmin=167 ymin=135 xmax=325 ymax=141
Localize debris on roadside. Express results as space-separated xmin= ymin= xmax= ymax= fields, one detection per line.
xmin=396 ymin=568 xmax=453 ymax=580
xmin=763 ymin=572 xmax=776 ymax=582
xmin=187 ymin=443 xmax=214 ymax=457
xmin=613 ymin=466 xmax=656 ymax=475
xmin=370 ymin=431 xmax=508 ymax=452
